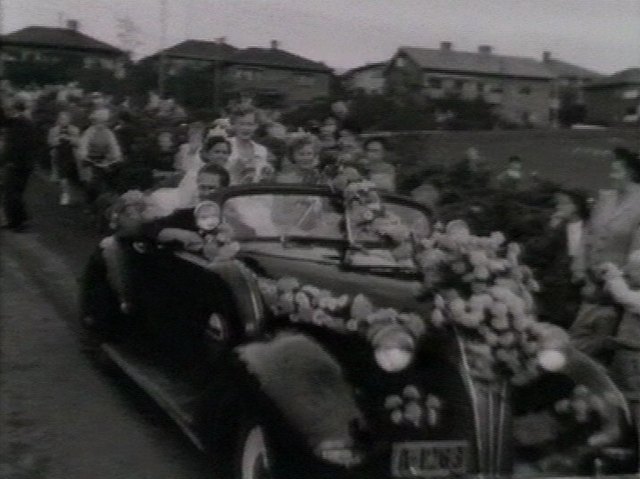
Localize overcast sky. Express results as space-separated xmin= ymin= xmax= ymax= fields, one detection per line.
xmin=5 ymin=0 xmax=640 ymax=74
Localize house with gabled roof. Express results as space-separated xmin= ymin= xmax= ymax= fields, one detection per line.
xmin=386 ymin=42 xmax=557 ymax=127
xmin=223 ymin=40 xmax=332 ymax=108
xmin=541 ymin=51 xmax=602 ymax=125
xmin=142 ymin=38 xmax=238 ymax=75
xmin=1 ymin=21 xmax=127 ymax=83
xmin=342 ymin=61 xmax=387 ymax=95
xmin=584 ymin=68 xmax=640 ymax=126
xmin=144 ymin=38 xmax=332 ymax=108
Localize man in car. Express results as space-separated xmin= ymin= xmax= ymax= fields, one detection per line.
xmin=144 ymin=163 xmax=256 ymax=249
xmin=144 ymin=163 xmax=228 ymax=242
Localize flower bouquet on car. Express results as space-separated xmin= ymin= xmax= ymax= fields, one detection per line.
xmin=412 ymin=219 xmax=630 ymax=474
xmin=332 ymin=168 xmax=414 ymax=265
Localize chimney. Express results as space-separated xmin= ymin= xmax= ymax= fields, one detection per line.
xmin=270 ymin=40 xmax=279 ymax=50
xmin=478 ymin=45 xmax=493 ymax=55
xmin=440 ymin=41 xmax=453 ymax=52
xmin=543 ymin=51 xmax=552 ymax=62
xmin=66 ymin=19 xmax=79 ymax=31
xmin=216 ymin=36 xmax=227 ymax=45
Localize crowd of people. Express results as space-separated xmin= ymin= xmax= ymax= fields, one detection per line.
xmin=3 ymin=79 xmax=640 ymax=458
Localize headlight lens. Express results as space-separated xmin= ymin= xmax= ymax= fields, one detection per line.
xmin=375 ymin=346 xmax=414 ymax=372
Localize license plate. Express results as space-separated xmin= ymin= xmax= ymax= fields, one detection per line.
xmin=391 ymin=440 xmax=468 ymax=478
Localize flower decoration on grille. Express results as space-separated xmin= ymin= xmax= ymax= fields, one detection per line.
xmin=384 ymin=385 xmax=443 ymax=428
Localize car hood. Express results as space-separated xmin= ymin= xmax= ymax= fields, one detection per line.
xmin=239 ymin=242 xmax=428 ymax=314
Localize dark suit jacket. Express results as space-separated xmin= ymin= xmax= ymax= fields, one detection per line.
xmin=143 ymin=207 xmax=256 ymax=245
xmin=0 ymin=110 xmax=38 ymax=168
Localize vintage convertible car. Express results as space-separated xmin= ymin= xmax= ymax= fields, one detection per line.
xmin=79 ymin=184 xmax=637 ymax=479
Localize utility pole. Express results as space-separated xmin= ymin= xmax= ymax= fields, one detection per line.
xmin=158 ymin=0 xmax=167 ymax=97
xmin=0 ymin=0 xmax=5 ymax=78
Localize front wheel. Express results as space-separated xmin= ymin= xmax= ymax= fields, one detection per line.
xmin=237 ymin=423 xmax=274 ymax=479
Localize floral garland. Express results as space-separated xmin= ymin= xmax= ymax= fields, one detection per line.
xmin=256 ymin=275 xmax=426 ymax=352
xmin=415 ymin=220 xmax=570 ymax=385
xmin=256 ymin=218 xmax=570 ymax=386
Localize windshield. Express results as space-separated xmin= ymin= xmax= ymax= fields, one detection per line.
xmin=222 ymin=191 xmax=429 ymax=270
xmin=222 ymin=193 xmax=344 ymax=241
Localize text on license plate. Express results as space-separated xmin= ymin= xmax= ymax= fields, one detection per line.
xmin=391 ymin=440 xmax=468 ymax=478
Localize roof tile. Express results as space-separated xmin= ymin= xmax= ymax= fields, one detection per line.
xmin=159 ymin=39 xmax=238 ymax=61
xmin=3 ymin=26 xmax=123 ymax=54
xmin=399 ymin=46 xmax=554 ymax=79
xmin=228 ymin=47 xmax=331 ymax=72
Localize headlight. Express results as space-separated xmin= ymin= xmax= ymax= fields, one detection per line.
xmin=375 ymin=346 xmax=414 ymax=372
xmin=537 ymin=349 xmax=567 ymax=372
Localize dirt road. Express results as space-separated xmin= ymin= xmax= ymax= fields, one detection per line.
xmin=0 ymin=175 xmax=212 ymax=479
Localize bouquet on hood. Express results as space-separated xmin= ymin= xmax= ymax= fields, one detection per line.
xmin=415 ymin=220 xmax=570 ymax=385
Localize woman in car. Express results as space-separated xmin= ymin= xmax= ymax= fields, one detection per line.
xmin=276 ymin=134 xmax=323 ymax=185
xmin=151 ymin=136 xmax=233 ymax=215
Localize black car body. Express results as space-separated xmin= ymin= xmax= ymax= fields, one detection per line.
xmin=79 ymin=184 xmax=634 ymax=478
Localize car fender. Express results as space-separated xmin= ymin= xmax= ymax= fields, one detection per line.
xmin=234 ymin=331 xmax=365 ymax=453
xmin=176 ymin=253 xmax=265 ymax=338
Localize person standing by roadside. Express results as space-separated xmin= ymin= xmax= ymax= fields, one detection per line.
xmin=524 ymin=188 xmax=590 ymax=329
xmin=76 ymin=108 xmax=123 ymax=209
xmin=496 ymin=155 xmax=525 ymax=189
xmin=570 ymin=148 xmax=640 ymax=361
xmin=48 ymin=111 xmax=80 ymax=205
xmin=1 ymin=99 xmax=37 ymax=231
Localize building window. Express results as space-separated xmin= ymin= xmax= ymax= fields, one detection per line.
xmin=395 ymin=56 xmax=405 ymax=67
xmin=428 ymin=78 xmax=443 ymax=89
xmin=235 ymin=68 xmax=263 ymax=81
xmin=83 ymin=57 xmax=98 ymax=69
xmin=100 ymin=58 xmax=115 ymax=69
xmin=454 ymin=79 xmax=465 ymax=90
xmin=519 ymin=86 xmax=532 ymax=95
xmin=295 ymin=73 xmax=315 ymax=86
xmin=623 ymin=89 xmax=639 ymax=100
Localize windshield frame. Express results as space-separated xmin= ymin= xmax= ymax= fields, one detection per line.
xmin=216 ymin=184 xmax=432 ymax=266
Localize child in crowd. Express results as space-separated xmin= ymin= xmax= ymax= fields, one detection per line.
xmin=226 ymin=106 xmax=272 ymax=185
xmin=174 ymin=121 xmax=205 ymax=173
xmin=100 ymin=190 xmax=160 ymax=313
xmin=155 ymin=131 xmax=178 ymax=174
xmin=276 ymin=135 xmax=322 ymax=185
xmin=201 ymin=136 xmax=231 ymax=168
xmin=48 ymin=110 xmax=80 ymax=205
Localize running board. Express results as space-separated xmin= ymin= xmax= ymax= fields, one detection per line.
xmin=101 ymin=343 xmax=205 ymax=451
